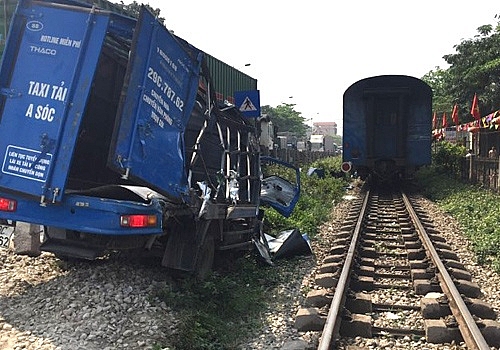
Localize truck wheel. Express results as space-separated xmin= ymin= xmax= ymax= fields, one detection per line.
xmin=194 ymin=236 xmax=214 ymax=280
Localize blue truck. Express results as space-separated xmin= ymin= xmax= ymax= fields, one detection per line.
xmin=0 ymin=0 xmax=300 ymax=278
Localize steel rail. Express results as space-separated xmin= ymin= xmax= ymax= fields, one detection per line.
xmin=401 ymin=192 xmax=490 ymax=350
xmin=317 ymin=189 xmax=370 ymax=350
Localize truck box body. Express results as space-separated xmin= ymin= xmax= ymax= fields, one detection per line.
xmin=0 ymin=0 xmax=299 ymax=275
xmin=0 ymin=0 xmax=200 ymax=236
xmin=204 ymin=53 xmax=257 ymax=104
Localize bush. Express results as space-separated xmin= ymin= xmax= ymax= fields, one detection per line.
xmin=432 ymin=141 xmax=466 ymax=177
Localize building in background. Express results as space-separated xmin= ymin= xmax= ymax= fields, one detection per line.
xmin=312 ymin=121 xmax=337 ymax=136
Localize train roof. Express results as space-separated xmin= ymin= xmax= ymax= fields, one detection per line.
xmin=344 ymin=75 xmax=432 ymax=96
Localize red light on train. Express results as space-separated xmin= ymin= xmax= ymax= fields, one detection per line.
xmin=341 ymin=162 xmax=352 ymax=173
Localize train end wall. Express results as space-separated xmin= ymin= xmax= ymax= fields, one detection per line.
xmin=343 ymin=75 xmax=432 ymax=177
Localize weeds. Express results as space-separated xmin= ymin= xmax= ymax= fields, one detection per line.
xmin=415 ymin=165 xmax=500 ymax=271
xmin=154 ymin=156 xmax=348 ymax=349
xmin=155 ymin=257 xmax=272 ymax=349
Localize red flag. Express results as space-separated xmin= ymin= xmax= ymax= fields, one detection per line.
xmin=432 ymin=111 xmax=437 ymax=129
xmin=471 ymin=93 xmax=480 ymax=120
xmin=451 ymin=104 xmax=459 ymax=125
xmin=442 ymin=112 xmax=447 ymax=128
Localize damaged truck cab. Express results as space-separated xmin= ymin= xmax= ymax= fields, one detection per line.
xmin=0 ymin=0 xmax=299 ymax=277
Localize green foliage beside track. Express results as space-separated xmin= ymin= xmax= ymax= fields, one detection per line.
xmin=415 ymin=166 xmax=500 ymax=272
xmin=155 ymin=258 xmax=273 ymax=350
xmin=155 ymin=156 xmax=348 ymax=349
xmin=431 ymin=141 xmax=467 ymax=177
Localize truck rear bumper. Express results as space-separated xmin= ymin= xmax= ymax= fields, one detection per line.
xmin=0 ymin=190 xmax=164 ymax=236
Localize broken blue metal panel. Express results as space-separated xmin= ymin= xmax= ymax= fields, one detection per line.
xmin=109 ymin=7 xmax=203 ymax=201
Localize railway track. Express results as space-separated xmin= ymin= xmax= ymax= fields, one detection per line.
xmin=294 ymin=185 xmax=500 ymax=349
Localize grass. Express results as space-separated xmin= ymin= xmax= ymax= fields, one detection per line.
xmin=153 ymin=156 xmax=348 ymax=349
xmin=414 ymin=166 xmax=500 ymax=271
xmin=155 ymin=258 xmax=273 ymax=349
xmin=155 ymin=256 xmax=315 ymax=350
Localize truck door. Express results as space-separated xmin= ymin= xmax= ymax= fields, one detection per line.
xmin=0 ymin=0 xmax=110 ymax=203
xmin=260 ymin=157 xmax=301 ymax=218
xmin=109 ymin=7 xmax=203 ymax=201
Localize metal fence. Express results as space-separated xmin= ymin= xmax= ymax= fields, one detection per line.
xmin=462 ymin=156 xmax=500 ymax=191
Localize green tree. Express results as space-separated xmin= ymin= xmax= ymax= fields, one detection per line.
xmin=117 ymin=1 xmax=163 ymax=21
xmin=261 ymin=103 xmax=308 ymax=137
xmin=422 ymin=66 xmax=453 ymax=117
xmin=427 ymin=18 xmax=500 ymax=122
xmin=330 ymin=134 xmax=342 ymax=146
xmin=444 ymin=22 xmax=500 ymax=116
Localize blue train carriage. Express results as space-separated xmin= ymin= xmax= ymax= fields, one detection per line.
xmin=342 ymin=75 xmax=432 ymax=181
xmin=0 ymin=0 xmax=300 ymax=278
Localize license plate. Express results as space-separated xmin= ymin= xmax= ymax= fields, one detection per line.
xmin=0 ymin=224 xmax=15 ymax=249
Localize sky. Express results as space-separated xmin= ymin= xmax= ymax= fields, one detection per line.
xmin=121 ymin=0 xmax=499 ymax=134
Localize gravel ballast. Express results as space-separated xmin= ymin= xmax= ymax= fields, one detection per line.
xmin=0 ymin=253 xmax=178 ymax=350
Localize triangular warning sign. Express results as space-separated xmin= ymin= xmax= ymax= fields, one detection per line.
xmin=239 ymin=97 xmax=257 ymax=112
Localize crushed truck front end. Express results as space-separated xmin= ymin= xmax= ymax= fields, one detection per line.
xmin=0 ymin=0 xmax=300 ymax=277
